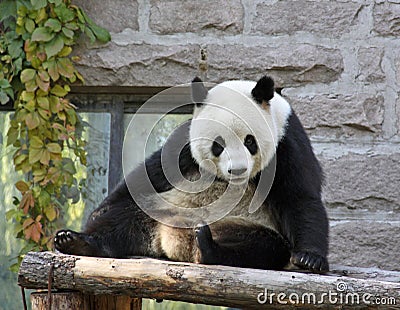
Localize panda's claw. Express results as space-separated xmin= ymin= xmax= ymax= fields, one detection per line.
xmin=54 ymin=229 xmax=82 ymax=254
xmin=291 ymin=251 xmax=329 ymax=273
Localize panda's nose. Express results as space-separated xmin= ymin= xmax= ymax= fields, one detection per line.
xmin=228 ymin=168 xmax=247 ymax=176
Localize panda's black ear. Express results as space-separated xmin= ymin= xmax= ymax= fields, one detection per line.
xmin=191 ymin=77 xmax=208 ymax=107
xmin=251 ymin=76 xmax=275 ymax=104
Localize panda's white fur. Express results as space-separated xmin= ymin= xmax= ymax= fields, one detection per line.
xmin=190 ymin=81 xmax=292 ymax=183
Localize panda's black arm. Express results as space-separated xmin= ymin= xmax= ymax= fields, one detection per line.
xmin=99 ymin=120 xmax=197 ymax=207
xmin=267 ymin=112 xmax=329 ymax=272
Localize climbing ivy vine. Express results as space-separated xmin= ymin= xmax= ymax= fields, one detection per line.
xmin=0 ymin=0 xmax=110 ymax=270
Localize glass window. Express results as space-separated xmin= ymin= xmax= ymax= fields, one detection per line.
xmin=123 ymin=113 xmax=191 ymax=173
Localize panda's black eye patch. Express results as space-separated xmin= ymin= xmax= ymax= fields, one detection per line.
xmin=212 ymin=136 xmax=225 ymax=157
xmin=244 ymin=135 xmax=257 ymax=155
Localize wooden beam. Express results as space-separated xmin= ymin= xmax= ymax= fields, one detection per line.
xmin=19 ymin=252 xmax=400 ymax=309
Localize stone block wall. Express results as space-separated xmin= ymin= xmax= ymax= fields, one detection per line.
xmin=73 ymin=0 xmax=400 ymax=271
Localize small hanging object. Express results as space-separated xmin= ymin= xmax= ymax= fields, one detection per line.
xmin=198 ymin=47 xmax=208 ymax=82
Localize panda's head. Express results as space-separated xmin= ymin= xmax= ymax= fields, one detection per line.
xmin=189 ymin=76 xmax=291 ymax=184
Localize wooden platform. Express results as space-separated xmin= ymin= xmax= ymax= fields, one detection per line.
xmin=18 ymin=251 xmax=400 ymax=309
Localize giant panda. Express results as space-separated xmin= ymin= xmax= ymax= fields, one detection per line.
xmin=55 ymin=76 xmax=329 ymax=272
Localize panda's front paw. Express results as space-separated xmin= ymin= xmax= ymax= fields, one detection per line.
xmin=290 ymin=251 xmax=329 ymax=273
xmin=54 ymin=229 xmax=81 ymax=254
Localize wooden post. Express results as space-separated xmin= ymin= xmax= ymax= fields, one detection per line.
xmin=31 ymin=292 xmax=142 ymax=310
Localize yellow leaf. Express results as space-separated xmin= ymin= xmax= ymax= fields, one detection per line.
xmin=15 ymin=180 xmax=30 ymax=193
xmin=29 ymin=148 xmax=44 ymax=164
xmin=30 ymin=136 xmax=44 ymax=148
xmin=25 ymin=112 xmax=41 ymax=130
xmin=44 ymin=206 xmax=57 ymax=221
xmin=40 ymin=149 xmax=50 ymax=165
xmin=50 ymin=84 xmax=68 ymax=97
xmin=22 ymin=218 xmax=34 ymax=229
xmin=36 ymin=74 xmax=50 ymax=92
xmin=47 ymin=143 xmax=61 ymax=153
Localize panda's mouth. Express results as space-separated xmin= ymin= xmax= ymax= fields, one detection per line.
xmin=228 ymin=176 xmax=249 ymax=185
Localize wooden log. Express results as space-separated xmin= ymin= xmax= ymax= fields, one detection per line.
xmin=30 ymin=292 xmax=142 ymax=310
xmin=19 ymin=252 xmax=400 ymax=309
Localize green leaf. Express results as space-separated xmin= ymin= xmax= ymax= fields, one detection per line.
xmin=57 ymin=58 xmax=74 ymax=78
xmin=14 ymin=154 xmax=27 ymax=165
xmin=49 ymin=95 xmax=60 ymax=112
xmin=65 ymin=22 xmax=79 ymax=31
xmin=44 ymin=59 xmax=60 ymax=81
xmin=40 ymin=149 xmax=50 ymax=165
xmin=31 ymin=27 xmax=55 ymax=42
xmin=50 ymin=84 xmax=68 ymax=97
xmin=45 ymin=35 xmax=64 ymax=58
xmin=25 ymin=98 xmax=36 ymax=112
xmin=24 ymin=18 xmax=35 ymax=33
xmin=0 ymin=0 xmax=16 ymax=22
xmin=0 ymin=79 xmax=11 ymax=88
xmin=6 ymin=127 xmax=19 ymax=146
xmin=49 ymin=0 xmax=62 ymax=4
xmin=21 ymin=90 xmax=35 ymax=102
xmin=61 ymin=27 xmax=74 ymax=39
xmin=62 ymin=158 xmax=76 ymax=175
xmin=5 ymin=87 xmax=15 ymax=100
xmin=38 ymin=107 xmax=51 ymax=120
xmin=8 ymin=39 xmax=23 ymax=58
xmin=37 ymin=96 xmax=49 ymax=109
xmin=44 ymin=18 xmax=61 ymax=32
xmin=25 ymin=79 xmax=38 ymax=92
xmin=31 ymin=0 xmax=47 ymax=10
xmin=58 ymin=46 xmax=72 ymax=57
xmin=34 ymin=7 xmax=47 ymax=24
xmin=0 ymin=92 xmax=10 ymax=105
xmin=54 ymin=4 xmax=75 ymax=23
xmin=47 ymin=143 xmax=61 ymax=153
xmin=5 ymin=209 xmax=17 ymax=221
xmin=66 ymin=108 xmax=76 ymax=125
xmin=81 ymin=8 xmax=111 ymax=42
xmin=38 ymin=189 xmax=50 ymax=206
xmin=29 ymin=147 xmax=43 ymax=164
xmin=30 ymin=135 xmax=44 ymax=148
xmin=84 ymin=26 xmax=96 ymax=43
xmin=20 ymin=68 xmax=36 ymax=83
xmin=88 ymin=24 xmax=111 ymax=43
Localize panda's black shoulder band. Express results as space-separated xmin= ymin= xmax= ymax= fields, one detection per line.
xmin=191 ymin=77 xmax=208 ymax=107
xmin=251 ymin=76 xmax=275 ymax=104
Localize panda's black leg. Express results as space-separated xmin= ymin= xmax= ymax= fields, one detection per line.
xmin=54 ymin=229 xmax=101 ymax=256
xmin=195 ymin=223 xmax=291 ymax=270
xmin=194 ymin=224 xmax=221 ymax=264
